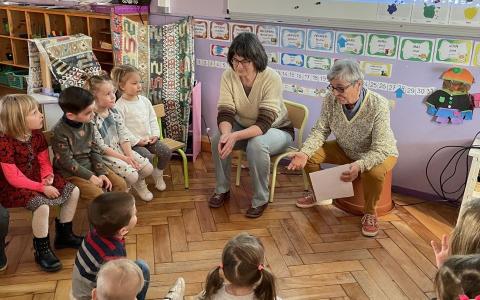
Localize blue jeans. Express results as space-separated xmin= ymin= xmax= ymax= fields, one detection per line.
xmin=211 ymin=122 xmax=293 ymax=208
xmin=135 ymin=259 xmax=150 ymax=300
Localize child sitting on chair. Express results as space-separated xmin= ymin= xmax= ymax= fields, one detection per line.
xmin=52 ymin=86 xmax=127 ymax=203
xmin=112 ymin=65 xmax=172 ymax=192
xmin=0 ymin=94 xmax=82 ymax=272
xmin=85 ymin=74 xmax=154 ymax=202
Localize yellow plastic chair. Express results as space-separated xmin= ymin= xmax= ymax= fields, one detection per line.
xmin=234 ymin=100 xmax=310 ymax=202
xmin=153 ymin=104 xmax=189 ymax=189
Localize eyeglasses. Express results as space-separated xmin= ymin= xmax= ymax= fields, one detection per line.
xmin=232 ymin=57 xmax=252 ymax=66
xmin=327 ymin=82 xmax=355 ymax=94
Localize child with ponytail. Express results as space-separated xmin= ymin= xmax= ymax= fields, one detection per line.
xmin=198 ymin=232 xmax=281 ymax=300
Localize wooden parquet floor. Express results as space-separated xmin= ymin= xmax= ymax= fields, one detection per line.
xmin=0 ymin=152 xmax=459 ymax=299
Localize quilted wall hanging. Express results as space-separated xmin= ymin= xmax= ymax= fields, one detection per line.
xmin=111 ymin=15 xmax=195 ymax=145
xmin=28 ymin=34 xmax=102 ymax=94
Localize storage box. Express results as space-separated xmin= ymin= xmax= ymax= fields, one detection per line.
xmin=7 ymin=70 xmax=28 ymax=90
xmin=90 ymin=4 xmax=149 ymax=15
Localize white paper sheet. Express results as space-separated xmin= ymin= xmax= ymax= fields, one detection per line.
xmin=309 ymin=164 xmax=354 ymax=201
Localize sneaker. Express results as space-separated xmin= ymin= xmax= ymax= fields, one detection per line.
xmin=132 ymin=180 xmax=154 ymax=202
xmin=361 ymin=214 xmax=379 ymax=237
xmin=296 ymin=192 xmax=332 ymax=208
xmin=152 ymin=169 xmax=166 ymax=191
xmin=163 ymin=277 xmax=185 ymax=300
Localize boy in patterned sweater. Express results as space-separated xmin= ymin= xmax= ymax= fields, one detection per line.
xmin=52 ymin=86 xmax=127 ymax=202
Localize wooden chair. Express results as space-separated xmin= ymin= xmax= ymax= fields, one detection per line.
xmin=235 ymin=100 xmax=310 ymax=202
xmin=152 ymin=104 xmax=189 ymax=189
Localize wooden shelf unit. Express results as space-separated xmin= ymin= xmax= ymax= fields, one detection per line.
xmin=0 ymin=5 xmax=147 ymax=93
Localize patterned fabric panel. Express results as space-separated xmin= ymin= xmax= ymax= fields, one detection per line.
xmin=28 ymin=34 xmax=102 ymax=93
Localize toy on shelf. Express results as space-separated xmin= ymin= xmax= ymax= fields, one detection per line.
xmin=425 ymin=67 xmax=475 ymax=124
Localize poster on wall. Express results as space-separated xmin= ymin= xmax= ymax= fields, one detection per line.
xmin=376 ymin=0 xmax=413 ymax=22
xmin=280 ymin=27 xmax=306 ymax=50
xmin=210 ymin=21 xmax=230 ymax=41
xmin=410 ymin=1 xmax=451 ymax=25
xmin=434 ymin=38 xmax=473 ymax=66
xmin=280 ymin=53 xmax=305 ymax=67
xmin=448 ymin=0 xmax=480 ymax=26
xmin=306 ymin=29 xmax=335 ymax=52
xmin=472 ymin=41 xmax=480 ymax=67
xmin=231 ymin=23 xmax=255 ymax=39
xmin=267 ymin=52 xmax=279 ymax=64
xmin=335 ymin=32 xmax=366 ymax=55
xmin=306 ymin=56 xmax=332 ymax=71
xmin=399 ymin=37 xmax=435 ymax=62
xmin=366 ymin=33 xmax=399 ymax=59
xmin=193 ymin=19 xmax=209 ymax=39
xmin=360 ymin=61 xmax=392 ymax=78
xmin=256 ymin=25 xmax=279 ymax=47
xmin=210 ymin=44 xmax=229 ymax=58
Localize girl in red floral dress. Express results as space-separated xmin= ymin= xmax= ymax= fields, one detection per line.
xmin=0 ymin=94 xmax=83 ymax=272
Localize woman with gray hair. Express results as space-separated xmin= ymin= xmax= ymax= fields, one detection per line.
xmin=288 ymin=59 xmax=398 ymax=237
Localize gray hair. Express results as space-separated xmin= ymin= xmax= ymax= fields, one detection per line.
xmin=327 ymin=59 xmax=364 ymax=83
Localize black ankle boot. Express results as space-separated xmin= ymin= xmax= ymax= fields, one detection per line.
xmin=0 ymin=236 xmax=7 ymax=271
xmin=33 ymin=236 xmax=62 ymax=272
xmin=54 ymin=219 xmax=83 ymax=249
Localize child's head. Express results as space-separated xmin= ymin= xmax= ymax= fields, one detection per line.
xmin=435 ymin=254 xmax=480 ymax=300
xmin=202 ymin=233 xmax=277 ymax=300
xmin=88 ymin=192 xmax=137 ymax=238
xmin=84 ymin=74 xmax=116 ymax=110
xmin=450 ymin=201 xmax=480 ymax=256
xmin=0 ymin=94 xmax=43 ymax=139
xmin=92 ymin=258 xmax=144 ymax=300
xmin=110 ymin=65 xmax=141 ymax=97
xmin=58 ymin=86 xmax=95 ymax=123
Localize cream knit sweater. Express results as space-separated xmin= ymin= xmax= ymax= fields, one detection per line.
xmin=301 ymin=89 xmax=398 ymax=172
xmin=217 ymin=67 xmax=293 ymax=137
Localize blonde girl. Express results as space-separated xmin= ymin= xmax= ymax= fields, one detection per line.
xmin=111 ymin=65 xmax=172 ymax=192
xmin=0 ymin=94 xmax=81 ymax=272
xmin=199 ymin=232 xmax=281 ymax=300
xmin=431 ymin=201 xmax=480 ymax=268
xmin=85 ymin=74 xmax=154 ymax=202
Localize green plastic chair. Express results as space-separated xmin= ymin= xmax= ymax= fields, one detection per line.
xmin=235 ymin=100 xmax=310 ymax=202
xmin=153 ymin=104 xmax=189 ymax=189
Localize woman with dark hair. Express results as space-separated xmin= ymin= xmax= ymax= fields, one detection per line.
xmin=208 ymin=32 xmax=293 ymax=218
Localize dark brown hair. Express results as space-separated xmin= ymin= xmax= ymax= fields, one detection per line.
xmin=227 ymin=32 xmax=268 ymax=72
xmin=201 ymin=232 xmax=277 ymax=300
xmin=58 ymin=86 xmax=94 ymax=114
xmin=435 ymin=254 xmax=480 ymax=299
xmin=88 ymin=192 xmax=135 ymax=237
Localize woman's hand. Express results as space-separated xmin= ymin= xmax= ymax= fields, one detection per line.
xmin=43 ymin=185 xmax=60 ymax=199
xmin=219 ymin=132 xmax=238 ymax=159
xmin=340 ymin=163 xmax=360 ymax=182
xmin=287 ymin=152 xmax=308 ymax=170
xmin=431 ymin=234 xmax=450 ymax=268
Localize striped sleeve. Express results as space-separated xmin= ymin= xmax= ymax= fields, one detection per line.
xmin=254 ymin=70 xmax=282 ymax=133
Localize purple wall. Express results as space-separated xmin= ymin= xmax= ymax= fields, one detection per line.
xmin=150 ymin=1 xmax=480 ymax=199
